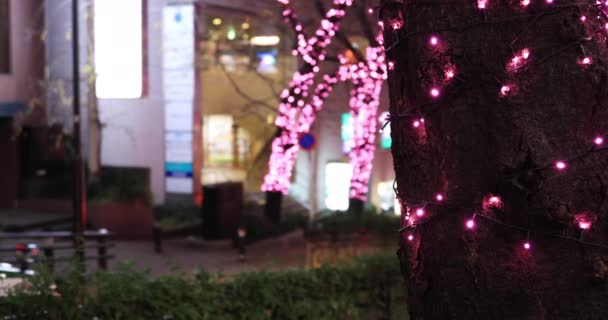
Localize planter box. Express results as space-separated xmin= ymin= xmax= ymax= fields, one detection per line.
xmin=88 ymin=200 xmax=153 ymax=240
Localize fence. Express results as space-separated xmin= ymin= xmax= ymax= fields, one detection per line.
xmin=0 ymin=230 xmax=112 ymax=275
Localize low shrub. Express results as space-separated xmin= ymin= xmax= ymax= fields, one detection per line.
xmin=313 ymin=211 xmax=401 ymax=240
xmin=242 ymin=212 xmax=309 ymax=244
xmin=0 ymin=254 xmax=407 ymax=320
xmin=154 ymin=203 xmax=202 ymax=229
xmin=88 ymin=167 xmax=153 ymax=206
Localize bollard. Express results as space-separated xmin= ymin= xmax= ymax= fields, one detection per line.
xmin=237 ymin=227 xmax=247 ymax=262
xmin=43 ymin=247 xmax=55 ymax=274
xmin=153 ymin=223 xmax=162 ymax=253
xmin=43 ymin=237 xmax=55 ymax=273
xmin=15 ymin=243 xmax=28 ymax=273
xmin=97 ymin=236 xmax=108 ymax=270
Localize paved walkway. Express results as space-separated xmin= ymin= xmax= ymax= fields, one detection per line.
xmin=107 ymin=230 xmax=309 ymax=276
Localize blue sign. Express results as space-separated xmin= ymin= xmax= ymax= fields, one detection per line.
xmin=165 ymin=162 xmax=193 ymax=178
xmin=0 ymin=102 xmax=27 ymax=117
xmin=299 ymin=133 xmax=316 ymax=150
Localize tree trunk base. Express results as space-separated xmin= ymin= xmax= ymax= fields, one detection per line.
xmin=264 ymin=191 xmax=283 ymax=223
xmin=349 ymin=198 xmax=364 ymax=216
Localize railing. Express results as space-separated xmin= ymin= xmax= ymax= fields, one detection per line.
xmin=1 ymin=217 xmax=72 ymax=232
xmin=0 ymin=230 xmax=113 ymax=275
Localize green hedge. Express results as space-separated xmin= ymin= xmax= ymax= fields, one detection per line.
xmin=88 ymin=166 xmax=153 ymax=206
xmin=0 ymin=254 xmax=407 ymax=320
xmin=313 ymin=211 xmax=401 ymax=238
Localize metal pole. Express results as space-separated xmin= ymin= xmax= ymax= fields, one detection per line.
xmin=72 ymin=0 xmax=86 ymax=264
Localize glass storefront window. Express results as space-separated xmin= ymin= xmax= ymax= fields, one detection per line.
xmin=203 ymin=114 xmax=250 ymax=167
xmin=201 ymin=11 xmax=283 ymax=74
xmin=200 ymin=8 xmax=294 ymax=183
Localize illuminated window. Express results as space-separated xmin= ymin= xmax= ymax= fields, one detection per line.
xmin=0 ymin=0 xmax=9 ymax=74
xmin=341 ymin=113 xmax=354 ymax=154
xmin=94 ymin=0 xmax=143 ymax=99
xmin=325 ymin=162 xmax=352 ymax=211
xmin=377 ymin=181 xmax=399 ymax=214
xmin=379 ymin=112 xmax=391 ymax=149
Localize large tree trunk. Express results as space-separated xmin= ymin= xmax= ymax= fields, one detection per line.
xmin=265 ymin=191 xmax=283 ymax=223
xmin=383 ymin=1 xmax=608 ymax=319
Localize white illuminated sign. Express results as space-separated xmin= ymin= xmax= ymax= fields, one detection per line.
xmin=95 ymin=0 xmax=143 ymax=99
xmin=163 ymin=4 xmax=195 ymax=194
xmin=325 ymin=162 xmax=352 ymax=211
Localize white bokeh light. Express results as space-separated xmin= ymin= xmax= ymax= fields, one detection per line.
xmin=95 ymin=0 xmax=143 ymax=99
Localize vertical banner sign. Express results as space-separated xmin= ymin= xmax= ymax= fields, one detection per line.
xmin=163 ymin=4 xmax=195 ymax=194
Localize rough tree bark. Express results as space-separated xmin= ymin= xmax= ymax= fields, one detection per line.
xmin=382 ymin=0 xmax=608 ymax=319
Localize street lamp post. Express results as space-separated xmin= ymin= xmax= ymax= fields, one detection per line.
xmin=72 ymin=0 xmax=86 ymax=264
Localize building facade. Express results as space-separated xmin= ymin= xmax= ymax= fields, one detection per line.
xmin=0 ymin=0 xmax=395 ymax=215
xmin=0 ymin=0 xmax=45 ymax=208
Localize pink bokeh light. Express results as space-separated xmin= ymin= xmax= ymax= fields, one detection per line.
xmin=482 ymin=194 xmax=504 ymax=211
xmin=430 ymin=87 xmax=440 ymax=98
xmin=594 ymin=136 xmax=604 ymax=146
xmin=341 ymin=43 xmax=387 ymax=201
xmin=466 ymin=219 xmax=475 ymax=229
xmin=263 ymin=0 xmax=353 ymax=194
xmin=574 ymin=213 xmax=597 ymax=230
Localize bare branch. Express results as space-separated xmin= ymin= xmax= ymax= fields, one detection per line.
xmin=353 ymin=0 xmax=380 ymax=47
xmin=313 ymin=0 xmax=366 ymax=62
xmin=253 ymin=70 xmax=281 ymax=101
xmin=218 ymin=63 xmax=278 ymax=114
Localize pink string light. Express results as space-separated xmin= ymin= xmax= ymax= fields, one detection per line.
xmin=574 ymin=213 xmax=597 ymax=230
xmin=430 ymin=87 xmax=441 ymax=98
xmin=416 ymin=208 xmax=425 ymax=217
xmin=555 ymin=161 xmax=567 ymax=170
xmin=580 ymin=56 xmax=592 ymax=65
xmin=594 ymin=136 xmax=604 ymax=146
xmin=444 ymin=67 xmax=455 ymax=79
xmin=391 ymin=20 xmax=403 ymax=30
xmin=466 ymin=218 xmax=476 ymax=229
